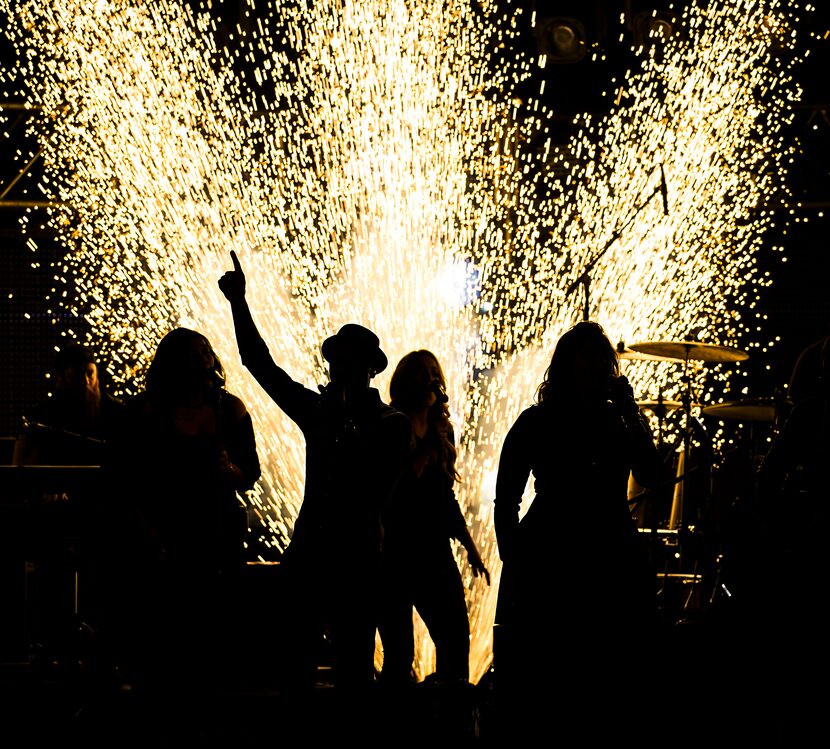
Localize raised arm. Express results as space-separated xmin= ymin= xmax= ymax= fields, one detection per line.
xmin=218 ymin=250 xmax=306 ymax=417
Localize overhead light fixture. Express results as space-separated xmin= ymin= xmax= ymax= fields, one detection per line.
xmin=535 ymin=17 xmax=588 ymax=63
xmin=630 ymin=10 xmax=681 ymax=48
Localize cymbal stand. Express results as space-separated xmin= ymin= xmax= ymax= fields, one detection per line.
xmin=656 ymin=352 xmax=700 ymax=622
xmin=653 ymin=390 xmax=667 ymax=449
xmin=668 ymin=345 xmax=694 ymax=535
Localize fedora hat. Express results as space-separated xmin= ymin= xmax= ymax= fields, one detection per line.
xmin=321 ymin=323 xmax=388 ymax=375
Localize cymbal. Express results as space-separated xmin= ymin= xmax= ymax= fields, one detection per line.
xmin=701 ymin=398 xmax=779 ymax=422
xmin=616 ymin=341 xmax=683 ymax=362
xmin=628 ymin=340 xmax=749 ymax=363
xmin=617 ymin=346 xmax=683 ymax=362
xmin=636 ymin=399 xmax=686 ymax=412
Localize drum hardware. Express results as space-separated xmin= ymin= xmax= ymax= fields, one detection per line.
xmin=636 ymin=398 xmax=686 ymax=412
xmin=629 ymin=459 xmax=706 ymax=539
xmin=625 ymin=337 xmax=745 ymax=539
xmin=701 ymin=397 xmax=779 ymax=423
xmin=0 ymin=466 xmax=102 ymax=665
xmin=665 ymin=395 xmax=694 ymax=539
xmin=627 ymin=339 xmax=749 ymax=363
xmin=636 ymin=395 xmax=700 ymax=448
xmin=617 ymin=341 xmax=683 ymax=362
xmin=657 ymin=558 xmax=705 ymax=613
xmin=668 ymin=447 xmax=685 ymax=536
xmin=637 ymin=527 xmax=679 ymax=539
xmin=643 ymin=339 xmax=740 ymax=534
xmin=623 ymin=336 xmax=751 ymax=621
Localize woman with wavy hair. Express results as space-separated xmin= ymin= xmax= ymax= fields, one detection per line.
xmin=106 ymin=327 xmax=260 ymax=730
xmin=378 ymin=349 xmax=489 ymax=690
xmin=123 ymin=327 xmax=260 ymax=571
xmin=491 ymin=320 xmax=665 ymax=740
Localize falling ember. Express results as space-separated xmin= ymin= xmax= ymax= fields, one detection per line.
xmin=1 ymin=0 xmax=811 ymax=681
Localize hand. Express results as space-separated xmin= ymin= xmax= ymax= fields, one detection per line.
xmin=468 ymin=548 xmax=491 ymax=586
xmin=218 ymin=250 xmax=246 ymax=301
xmin=219 ymin=449 xmax=244 ymax=487
xmin=609 ymin=375 xmax=639 ymax=417
xmin=433 ymin=405 xmax=451 ymax=440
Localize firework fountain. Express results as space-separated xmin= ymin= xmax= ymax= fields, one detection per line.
xmin=0 ymin=0 xmax=811 ymax=681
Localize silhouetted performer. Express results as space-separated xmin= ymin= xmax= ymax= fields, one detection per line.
xmin=218 ymin=251 xmax=411 ymax=731
xmin=491 ymin=321 xmax=664 ymax=741
xmin=104 ymin=327 xmax=260 ymax=737
xmin=12 ymin=343 xmax=124 ymax=667
xmin=13 ymin=343 xmax=123 ymax=467
xmin=785 ymin=332 xmax=830 ymax=404
xmin=717 ymin=337 xmax=830 ymax=626
xmin=756 ymin=333 xmax=830 ymax=592
xmin=378 ymin=350 xmax=489 ymax=691
xmin=753 ymin=333 xmax=830 ymax=744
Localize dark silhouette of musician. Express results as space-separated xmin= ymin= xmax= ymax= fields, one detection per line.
xmin=784 ymin=332 xmax=830 ymax=404
xmin=491 ymin=321 xmax=664 ymax=741
xmin=378 ymin=349 xmax=489 ymax=692
xmin=753 ymin=333 xmax=830 ymax=744
xmin=13 ymin=343 xmax=124 ymax=468
xmin=755 ymin=333 xmax=830 ymax=590
xmin=719 ymin=336 xmax=830 ymax=629
xmin=218 ymin=251 xmax=411 ymax=735
xmin=12 ymin=343 xmax=124 ymax=667
xmin=103 ymin=327 xmax=260 ymax=738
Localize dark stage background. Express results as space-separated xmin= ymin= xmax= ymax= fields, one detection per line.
xmin=2 ymin=1 xmax=829 ymax=441
xmin=0 ymin=6 xmax=829 ymax=742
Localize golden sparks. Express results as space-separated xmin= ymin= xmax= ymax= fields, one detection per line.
xmin=1 ymin=0 xmax=811 ymax=681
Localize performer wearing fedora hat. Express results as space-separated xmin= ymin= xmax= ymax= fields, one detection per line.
xmin=321 ymin=323 xmax=388 ymax=377
xmin=218 ymin=251 xmax=411 ymax=728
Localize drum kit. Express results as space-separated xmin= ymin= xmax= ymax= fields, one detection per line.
xmin=617 ymin=336 xmax=785 ymax=621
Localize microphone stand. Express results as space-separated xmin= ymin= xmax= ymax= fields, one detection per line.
xmin=564 ymin=169 xmax=666 ymax=321
xmin=21 ymin=417 xmax=107 ymax=445
xmin=565 ymin=230 xmax=621 ymax=322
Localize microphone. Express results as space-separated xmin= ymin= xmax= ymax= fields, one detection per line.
xmin=608 ymin=375 xmax=639 ymax=422
xmin=607 ymin=374 xmax=631 ymax=403
xmin=659 ymin=163 xmax=669 ymax=216
xmin=429 ymin=380 xmax=449 ymax=404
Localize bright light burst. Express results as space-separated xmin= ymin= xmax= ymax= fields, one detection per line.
xmin=1 ymin=0 xmax=811 ymax=681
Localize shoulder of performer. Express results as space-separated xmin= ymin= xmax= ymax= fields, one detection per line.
xmin=221 ymin=391 xmax=249 ymax=422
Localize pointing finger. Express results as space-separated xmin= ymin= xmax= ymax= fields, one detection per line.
xmin=230 ymin=250 xmax=242 ymax=272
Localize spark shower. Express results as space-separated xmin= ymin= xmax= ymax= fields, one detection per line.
xmin=1 ymin=0 xmax=811 ymax=680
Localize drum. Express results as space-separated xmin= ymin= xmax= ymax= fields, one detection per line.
xmin=629 ymin=440 xmax=710 ymax=535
